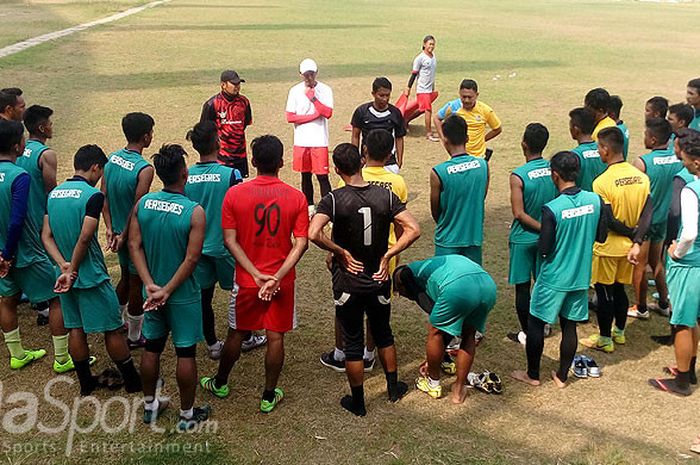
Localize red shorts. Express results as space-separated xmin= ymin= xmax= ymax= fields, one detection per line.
xmin=416 ymin=92 xmax=435 ymax=112
xmin=228 ymin=283 xmax=296 ymax=333
xmin=293 ymin=146 xmax=329 ymax=174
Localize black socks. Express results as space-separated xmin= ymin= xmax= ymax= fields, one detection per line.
xmin=341 ymin=385 xmax=366 ymax=417
xmin=75 ymin=358 xmax=97 ymax=396
xmin=385 ymin=371 xmax=408 ymax=402
xmin=115 ymin=356 xmax=142 ymax=393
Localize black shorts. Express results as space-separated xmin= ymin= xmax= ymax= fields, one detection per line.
xmin=220 ymin=156 xmax=249 ymax=178
xmin=334 ymin=290 xmax=394 ymax=361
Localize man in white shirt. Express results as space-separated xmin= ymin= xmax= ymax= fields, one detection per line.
xmin=286 ymin=59 xmax=334 ymax=215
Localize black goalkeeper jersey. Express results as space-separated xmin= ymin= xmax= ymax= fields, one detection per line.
xmin=317 ymin=184 xmax=406 ymax=294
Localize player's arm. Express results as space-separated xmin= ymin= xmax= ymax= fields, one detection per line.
xmin=309 ymin=92 xmax=333 ymax=119
xmin=509 ymin=174 xmax=540 ymax=232
xmin=669 ymin=187 xmax=699 ymax=260
xmin=286 ymin=111 xmax=320 ymax=125
xmin=40 ymin=214 xmax=70 ymax=283
xmin=200 ymin=98 xmax=216 ymax=123
xmin=119 ymin=166 xmax=154 ymax=247
xmin=484 ymin=110 xmax=502 ymax=143
xmin=39 ymin=149 xmax=58 ymax=193
xmin=601 ymin=203 xmax=635 ymax=238
xmin=666 ymin=177 xmax=687 ymax=243
xmin=403 ymin=56 xmax=420 ymax=96
xmin=374 ymin=207 xmax=421 ymax=281
xmin=395 ymin=136 xmax=405 ymax=169
xmin=632 ymin=157 xmax=646 ymax=173
xmin=432 ymin=113 xmax=445 ymax=142
xmin=245 ymin=100 xmax=253 ymax=127
xmin=595 ymin=197 xmax=610 ymax=244
xmin=429 ymin=169 xmax=441 ymax=223
xmin=128 ymin=204 xmax=154 ymax=288
xmin=100 ymin=175 xmax=116 ymax=251
xmin=628 ymin=195 xmax=654 ymax=264
xmin=308 ymin=213 xmax=364 ymax=274
xmin=0 ymin=173 xmax=30 ymax=276
xmin=537 ymin=206 xmax=556 ymax=257
xmin=350 ymin=127 xmax=361 ymax=148
xmin=485 ymin=162 xmax=490 ymax=198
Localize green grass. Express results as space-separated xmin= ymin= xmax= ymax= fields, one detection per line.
xmin=2 ymin=1 xmax=700 ymax=464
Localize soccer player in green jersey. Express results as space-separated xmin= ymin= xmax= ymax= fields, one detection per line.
xmin=184 ymin=121 xmax=266 ymax=359
xmin=628 ymin=118 xmax=681 ymax=320
xmin=649 ymin=129 xmax=700 ymax=396
xmin=394 ymin=255 xmax=496 ymax=403
xmin=42 ymin=145 xmax=141 ymax=396
xmin=687 ymin=79 xmax=700 ymax=131
xmin=511 ymin=151 xmax=607 ymax=388
xmin=103 ymin=113 xmax=155 ymax=349
xmin=129 ymin=144 xmax=210 ymax=430
xmin=507 ymin=123 xmax=557 ymax=345
xmin=569 ymin=107 xmax=605 ymax=191
xmin=20 ymin=105 xmax=59 ymax=326
xmin=608 ymin=95 xmax=629 ymax=160
xmin=431 ymin=115 xmax=489 ymax=265
xmin=0 ymin=120 xmax=74 ymax=372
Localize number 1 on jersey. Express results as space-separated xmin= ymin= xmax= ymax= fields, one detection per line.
xmin=358 ymin=207 xmax=372 ymax=246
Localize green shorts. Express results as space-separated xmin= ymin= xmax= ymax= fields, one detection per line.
xmin=0 ymin=259 xmax=56 ymax=303
xmin=143 ymin=299 xmax=204 ymax=348
xmin=667 ymin=261 xmax=700 ymax=328
xmin=429 ymin=272 xmax=496 ymax=336
xmin=645 ymin=222 xmax=667 ymax=243
xmin=194 ymin=254 xmax=235 ymax=290
xmin=60 ymin=280 xmax=123 ymax=333
xmin=434 ymin=244 xmax=482 ymax=266
xmin=117 ymin=247 xmax=137 ymax=275
xmin=530 ymin=283 xmax=588 ymax=325
xmin=508 ymin=242 xmax=540 ymax=285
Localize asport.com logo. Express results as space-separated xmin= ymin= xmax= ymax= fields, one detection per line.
xmin=0 ymin=377 xmax=217 ymax=457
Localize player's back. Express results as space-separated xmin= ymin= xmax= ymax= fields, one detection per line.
xmin=184 ymin=162 xmax=240 ymax=257
xmin=539 ymin=189 xmax=602 ymax=290
xmin=510 ymin=157 xmax=557 ymax=244
xmin=640 ymin=148 xmax=683 ymax=225
xmin=409 ymin=254 xmax=487 ymax=298
xmin=16 ymin=139 xmax=49 ymax=234
xmin=47 ymin=178 xmax=108 ymax=288
xmin=593 ymin=162 xmax=650 ymax=257
xmin=222 ymin=176 xmax=307 ymax=287
xmin=319 ymin=184 xmax=404 ymax=293
xmin=572 ymin=141 xmax=606 ymax=191
xmin=433 ymin=154 xmax=488 ymax=247
xmin=136 ymin=190 xmax=200 ymax=303
xmin=104 ymin=148 xmax=151 ymax=234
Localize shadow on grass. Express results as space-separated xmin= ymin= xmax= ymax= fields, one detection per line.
xmin=89 ymin=59 xmax=562 ymax=91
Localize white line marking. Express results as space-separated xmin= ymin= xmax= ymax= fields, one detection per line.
xmin=0 ymin=0 xmax=170 ymax=58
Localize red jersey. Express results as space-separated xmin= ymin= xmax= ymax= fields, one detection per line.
xmin=201 ymin=92 xmax=252 ymax=162
xmin=222 ymin=175 xmax=308 ymax=287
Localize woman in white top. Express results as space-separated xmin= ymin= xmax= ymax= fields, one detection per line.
xmin=404 ymin=35 xmax=438 ymax=142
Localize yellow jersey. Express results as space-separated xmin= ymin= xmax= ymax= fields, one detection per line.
xmin=338 ymin=166 xmax=408 ymax=245
xmin=593 ymin=162 xmax=650 ymax=257
xmin=443 ymin=101 xmax=501 ymax=158
xmin=592 ymin=116 xmax=617 ymax=141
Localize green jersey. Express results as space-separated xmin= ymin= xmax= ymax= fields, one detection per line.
xmin=16 ymin=139 xmax=50 ymax=235
xmin=617 ymin=121 xmax=630 ymax=160
xmin=0 ymin=161 xmax=45 ymax=267
xmin=690 ymin=112 xmax=700 ymax=132
xmin=104 ymin=148 xmax=151 ymax=234
xmin=572 ymin=141 xmax=606 ymax=192
xmin=675 ymin=179 xmax=700 ymax=267
xmin=47 ymin=177 xmax=109 ymax=288
xmin=433 ymin=154 xmax=488 ymax=247
xmin=407 ymin=254 xmax=488 ymax=302
xmin=136 ymin=190 xmax=200 ymax=303
xmin=538 ymin=189 xmax=602 ymax=291
xmin=509 ymin=157 xmax=557 ymax=244
xmin=640 ymin=147 xmax=683 ymax=226
xmin=184 ymin=162 xmax=240 ymax=257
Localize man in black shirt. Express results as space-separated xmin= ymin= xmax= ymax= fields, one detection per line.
xmin=351 ymin=77 xmax=406 ymax=173
xmin=309 ymin=143 xmax=420 ymax=416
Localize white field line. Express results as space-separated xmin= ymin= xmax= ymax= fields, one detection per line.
xmin=0 ymin=0 xmax=170 ymax=59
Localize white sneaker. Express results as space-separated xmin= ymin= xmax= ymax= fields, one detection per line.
xmin=627 ymin=306 xmax=650 ymax=320
xmin=543 ymin=324 xmax=552 ymax=337
xmin=446 ymin=336 xmax=462 ymax=351
xmin=207 ymin=341 xmax=224 ymax=360
xmin=242 ymin=334 xmax=267 ymax=352
xmin=648 ymin=302 xmax=670 ymax=317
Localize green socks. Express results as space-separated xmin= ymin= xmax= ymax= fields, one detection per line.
xmin=3 ymin=328 xmax=26 ymax=359
xmin=52 ymin=334 xmax=70 ymax=364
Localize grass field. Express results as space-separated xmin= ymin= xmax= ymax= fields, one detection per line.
xmin=2 ymin=1 xmax=700 ymax=464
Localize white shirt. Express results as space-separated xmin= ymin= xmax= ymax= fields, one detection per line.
xmin=675 ymin=186 xmax=699 ymax=258
xmin=412 ymin=52 xmax=437 ymax=94
xmin=286 ymin=81 xmax=333 ymax=148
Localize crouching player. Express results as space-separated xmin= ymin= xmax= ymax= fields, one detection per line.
xmin=42 ymin=145 xmax=141 ymax=395
xmin=393 ymin=255 xmax=496 ymax=403
xmin=511 ymin=151 xmax=607 ymax=388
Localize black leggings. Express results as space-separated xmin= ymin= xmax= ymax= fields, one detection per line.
xmin=335 ymin=292 xmax=394 ymax=361
xmin=595 ymin=283 xmax=628 ymax=337
xmin=526 ymin=315 xmax=578 ymax=382
xmin=201 ymin=286 xmax=217 ymax=346
xmin=301 ymin=173 xmax=331 ymax=205
xmin=515 ymin=282 xmax=531 ymax=333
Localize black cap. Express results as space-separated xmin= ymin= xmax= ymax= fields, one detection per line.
xmin=220 ymin=70 xmax=245 ymax=84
